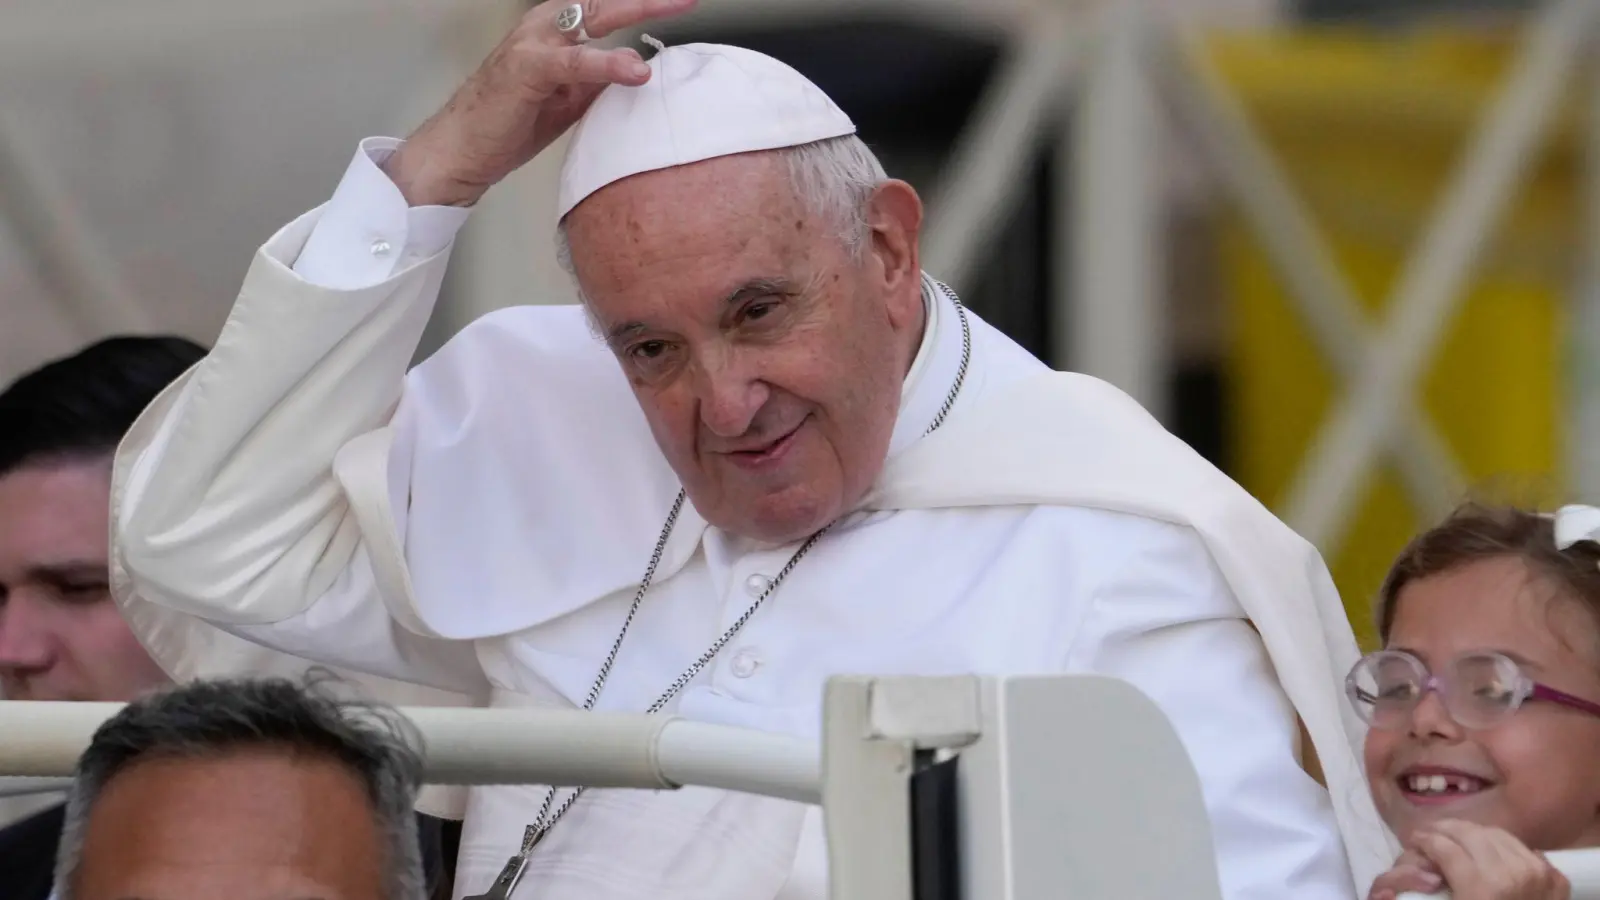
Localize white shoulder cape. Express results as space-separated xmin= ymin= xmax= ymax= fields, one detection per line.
xmin=866 ymin=370 xmax=1397 ymax=888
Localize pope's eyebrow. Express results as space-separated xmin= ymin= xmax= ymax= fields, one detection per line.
xmin=724 ymin=276 xmax=795 ymax=305
xmin=604 ymin=276 xmax=801 ymax=347
xmin=606 ymin=320 xmax=648 ymax=346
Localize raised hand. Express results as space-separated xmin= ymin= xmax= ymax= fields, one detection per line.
xmin=385 ymin=0 xmax=698 ymax=208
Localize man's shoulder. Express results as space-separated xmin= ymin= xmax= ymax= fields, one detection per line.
xmin=0 ymin=803 xmax=63 ymax=900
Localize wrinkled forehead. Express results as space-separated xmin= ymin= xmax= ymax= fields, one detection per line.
xmin=562 ymin=151 xmax=822 ymax=297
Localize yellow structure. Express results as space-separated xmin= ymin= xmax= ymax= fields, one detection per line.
xmin=1208 ymin=27 xmax=1579 ymax=646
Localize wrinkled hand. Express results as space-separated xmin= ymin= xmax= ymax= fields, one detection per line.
xmin=1409 ymin=820 xmax=1569 ymax=900
xmin=386 ymin=0 xmax=698 ymax=207
xmin=1369 ymin=847 xmax=1445 ymax=900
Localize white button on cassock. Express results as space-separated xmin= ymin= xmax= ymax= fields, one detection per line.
xmin=370 ymin=239 xmax=393 ymax=258
xmin=730 ymin=650 xmax=760 ymax=678
xmin=743 ymin=574 xmax=772 ymax=598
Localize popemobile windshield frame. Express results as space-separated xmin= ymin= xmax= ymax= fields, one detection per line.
xmin=2 ymin=673 xmax=1595 ymax=900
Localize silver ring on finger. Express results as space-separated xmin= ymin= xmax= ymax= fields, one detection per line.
xmin=555 ymin=3 xmax=593 ymax=44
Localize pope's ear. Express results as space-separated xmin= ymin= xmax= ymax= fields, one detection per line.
xmin=864 ymin=180 xmax=923 ymax=297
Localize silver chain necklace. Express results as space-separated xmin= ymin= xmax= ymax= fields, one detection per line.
xmin=469 ymin=280 xmax=972 ymax=900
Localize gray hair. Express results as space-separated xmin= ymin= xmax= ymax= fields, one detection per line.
xmin=54 ymin=674 xmax=427 ymax=900
xmin=555 ymin=133 xmax=889 ymax=287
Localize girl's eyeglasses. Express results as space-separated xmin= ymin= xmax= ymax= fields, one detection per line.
xmin=1345 ymin=649 xmax=1600 ymax=731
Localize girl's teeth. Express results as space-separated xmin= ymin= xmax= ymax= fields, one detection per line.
xmin=1406 ymin=774 xmax=1482 ymax=794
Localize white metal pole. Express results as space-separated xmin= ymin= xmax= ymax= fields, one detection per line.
xmin=1065 ymin=0 xmax=1168 ymax=421
xmin=1155 ymin=32 xmax=1465 ymax=521
xmin=1573 ymin=36 xmax=1600 ymax=501
xmin=0 ymin=703 xmax=821 ymax=804
xmin=920 ymin=9 xmax=1079 ymax=297
xmin=1283 ymin=0 xmax=1597 ymax=549
xmin=653 ymin=719 xmax=821 ymax=804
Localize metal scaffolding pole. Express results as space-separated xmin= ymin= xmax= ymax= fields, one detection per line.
xmin=1155 ymin=32 xmax=1465 ymax=520
xmin=1574 ymin=35 xmax=1600 ymax=501
xmin=1065 ymin=1 xmax=1167 ymax=420
xmin=1283 ymin=0 xmax=1596 ymax=549
xmin=919 ymin=9 xmax=1079 ymax=297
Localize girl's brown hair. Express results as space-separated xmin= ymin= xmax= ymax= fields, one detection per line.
xmin=1376 ymin=502 xmax=1600 ymax=643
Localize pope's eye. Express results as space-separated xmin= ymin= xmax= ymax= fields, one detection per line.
xmin=631 ymin=341 xmax=667 ymax=360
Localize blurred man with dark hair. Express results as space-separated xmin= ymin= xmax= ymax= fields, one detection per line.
xmin=0 ymin=337 xmax=205 ymax=705
xmin=54 ymin=674 xmax=428 ymax=900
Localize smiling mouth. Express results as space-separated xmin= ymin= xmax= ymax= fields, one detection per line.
xmin=1398 ymin=772 xmax=1494 ymax=802
xmin=725 ymin=420 xmax=806 ymax=468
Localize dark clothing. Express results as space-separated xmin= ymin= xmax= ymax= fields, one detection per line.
xmin=0 ymin=804 xmax=64 ymax=900
xmin=421 ymin=814 xmax=464 ymax=900
xmin=434 ymin=818 xmax=463 ymax=900
xmin=0 ymin=803 xmax=459 ymax=900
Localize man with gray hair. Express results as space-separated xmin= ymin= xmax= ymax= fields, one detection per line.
xmin=108 ymin=0 xmax=1394 ymax=897
xmin=54 ymin=675 xmax=427 ymax=900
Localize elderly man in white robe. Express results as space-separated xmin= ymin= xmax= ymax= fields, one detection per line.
xmin=108 ymin=1 xmax=1396 ymax=898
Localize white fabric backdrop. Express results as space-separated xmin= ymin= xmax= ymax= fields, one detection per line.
xmin=0 ymin=0 xmax=518 ymax=385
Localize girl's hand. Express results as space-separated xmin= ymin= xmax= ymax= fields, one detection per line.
xmin=1369 ymin=846 xmax=1444 ymax=900
xmin=1413 ymin=820 xmax=1569 ymax=900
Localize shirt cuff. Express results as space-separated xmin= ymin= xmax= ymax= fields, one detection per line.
xmin=292 ymin=136 xmax=473 ymax=290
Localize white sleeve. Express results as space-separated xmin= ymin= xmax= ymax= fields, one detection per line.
xmin=1063 ymin=520 xmax=1358 ymax=900
xmin=111 ymin=172 xmax=485 ymax=694
xmin=292 ymin=137 xmax=473 ymax=290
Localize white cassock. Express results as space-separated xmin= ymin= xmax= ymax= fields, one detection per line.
xmin=108 ymin=47 xmax=1396 ymax=900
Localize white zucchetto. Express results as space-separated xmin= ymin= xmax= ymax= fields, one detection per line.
xmin=556 ymin=41 xmax=857 ymax=220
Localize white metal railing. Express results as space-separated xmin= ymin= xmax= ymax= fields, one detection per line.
xmin=0 ymin=701 xmax=819 ymax=803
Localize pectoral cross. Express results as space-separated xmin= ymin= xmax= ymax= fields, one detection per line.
xmin=463 ymin=828 xmax=546 ymax=900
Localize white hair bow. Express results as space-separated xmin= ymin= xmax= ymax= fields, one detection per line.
xmin=1554 ymin=504 xmax=1600 ymax=550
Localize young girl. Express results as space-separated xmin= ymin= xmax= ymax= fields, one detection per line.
xmin=1351 ymin=503 xmax=1600 ymax=900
